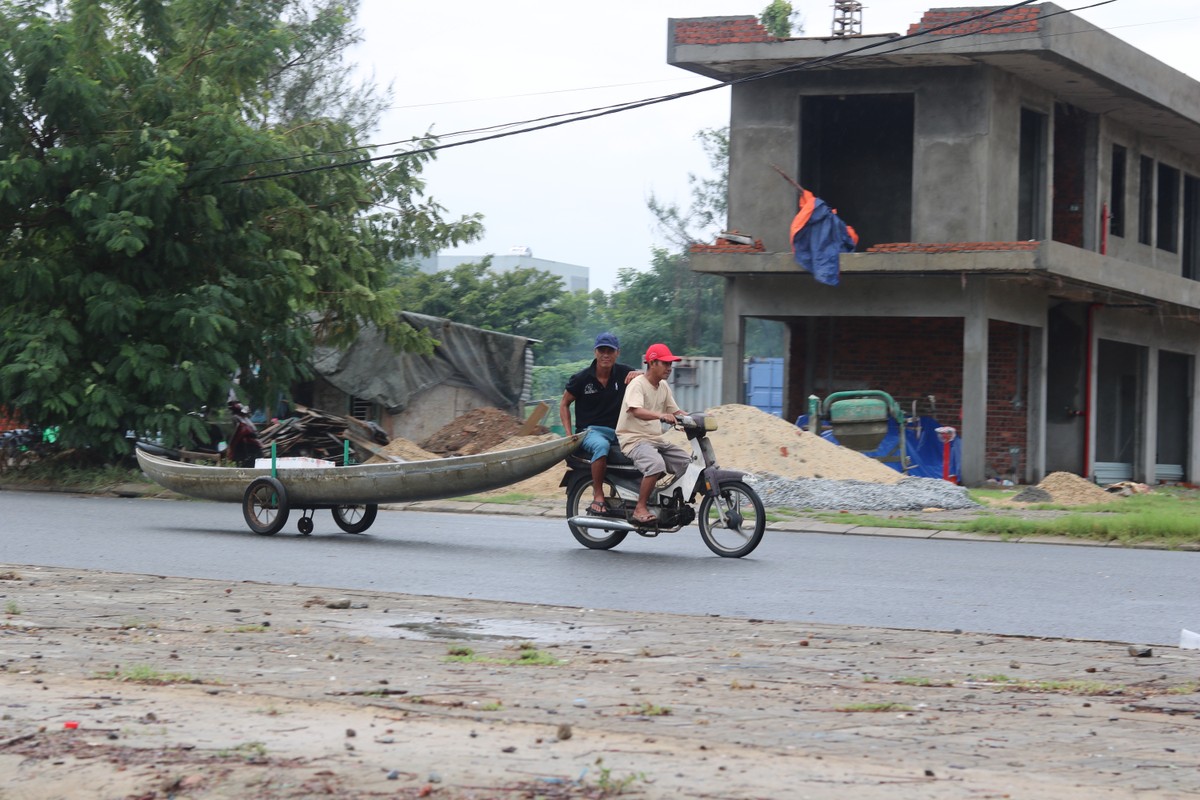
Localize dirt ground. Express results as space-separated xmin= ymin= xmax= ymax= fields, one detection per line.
xmin=2 ymin=565 xmax=1198 ymax=799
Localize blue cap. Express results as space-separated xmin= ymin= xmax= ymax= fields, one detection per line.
xmin=594 ymin=332 xmax=619 ymax=350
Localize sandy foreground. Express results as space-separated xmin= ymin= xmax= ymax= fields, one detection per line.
xmin=0 ymin=565 xmax=1197 ymax=799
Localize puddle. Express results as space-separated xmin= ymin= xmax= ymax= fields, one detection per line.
xmin=328 ymin=616 xmax=613 ymax=644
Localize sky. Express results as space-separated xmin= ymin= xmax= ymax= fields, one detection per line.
xmin=352 ymin=1 xmax=1200 ymax=293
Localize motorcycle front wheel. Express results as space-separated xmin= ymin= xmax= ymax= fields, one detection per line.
xmin=565 ymin=476 xmax=628 ymax=550
xmin=698 ymin=480 xmax=765 ymax=558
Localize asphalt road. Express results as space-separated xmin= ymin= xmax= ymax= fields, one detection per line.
xmin=1 ymin=490 xmax=1196 ymax=646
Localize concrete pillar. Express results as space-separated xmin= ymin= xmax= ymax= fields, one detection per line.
xmin=1140 ymin=346 xmax=1159 ymax=483
xmin=721 ymin=278 xmax=746 ymax=405
xmin=1026 ymin=323 xmax=1047 ymax=483
xmin=961 ymin=279 xmax=988 ymax=485
xmin=1190 ymin=355 xmax=1200 ymax=483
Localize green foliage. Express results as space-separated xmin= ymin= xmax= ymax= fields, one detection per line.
xmin=760 ymin=0 xmax=798 ymax=37
xmin=0 ymin=0 xmax=482 ymax=457
xmin=532 ymin=359 xmax=592 ymax=402
xmin=609 ymin=249 xmax=725 ymax=357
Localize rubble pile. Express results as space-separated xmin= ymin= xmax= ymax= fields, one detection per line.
xmin=419 ymin=407 xmax=548 ymax=456
xmin=1013 ymin=471 xmax=1116 ymax=506
xmin=258 ymin=405 xmax=389 ymax=464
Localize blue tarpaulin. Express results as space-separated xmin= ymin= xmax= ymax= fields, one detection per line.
xmin=796 ymin=415 xmax=961 ymax=480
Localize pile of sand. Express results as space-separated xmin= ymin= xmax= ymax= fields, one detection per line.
xmin=371 ymin=403 xmax=905 ymax=500
xmin=1011 ymin=471 xmax=1115 ymax=506
xmin=698 ymin=404 xmax=903 ymax=484
xmin=368 ymin=437 xmax=438 ymax=463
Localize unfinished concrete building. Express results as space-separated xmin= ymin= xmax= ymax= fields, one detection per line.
xmin=669 ymin=3 xmax=1200 ymax=486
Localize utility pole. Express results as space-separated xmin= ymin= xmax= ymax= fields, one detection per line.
xmin=832 ymin=1 xmax=863 ymax=37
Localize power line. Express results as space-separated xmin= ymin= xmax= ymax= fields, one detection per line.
xmin=218 ymin=1 xmax=1117 ymax=186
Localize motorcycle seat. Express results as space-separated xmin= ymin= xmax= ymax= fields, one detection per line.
xmin=566 ymin=443 xmax=635 ymax=470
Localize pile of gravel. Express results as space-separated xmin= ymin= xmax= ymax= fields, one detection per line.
xmin=747 ymin=473 xmax=978 ymax=512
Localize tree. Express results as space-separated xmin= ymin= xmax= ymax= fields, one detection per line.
xmin=390 ymin=260 xmax=615 ymax=364
xmin=0 ymin=0 xmax=482 ymax=457
xmin=644 ymin=127 xmax=784 ymax=359
xmin=646 ymin=128 xmax=728 ymax=251
xmin=759 ymin=1 xmax=800 ymax=38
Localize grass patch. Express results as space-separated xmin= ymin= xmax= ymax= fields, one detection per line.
xmin=966 ymin=674 xmax=1126 ymax=695
xmin=593 ymin=762 xmax=646 ymax=795
xmin=894 ymin=676 xmax=954 ymax=687
xmin=218 ymin=741 xmax=267 ymax=761
xmin=96 ymin=664 xmax=201 ymax=685
xmin=5 ymin=600 xmax=21 ymax=615
xmin=630 ymin=702 xmax=671 ymax=717
xmin=444 ymin=642 xmax=563 ymax=667
xmin=836 ymin=702 xmax=913 ymax=712
xmin=805 ymin=489 xmax=1200 ymax=547
xmin=2 ymin=459 xmax=152 ymax=493
xmin=452 ymin=492 xmax=538 ymax=505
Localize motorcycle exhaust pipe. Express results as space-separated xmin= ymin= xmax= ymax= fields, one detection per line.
xmin=567 ymin=516 xmax=640 ymax=533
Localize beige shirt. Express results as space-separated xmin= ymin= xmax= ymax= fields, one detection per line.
xmin=616 ymin=375 xmax=681 ymax=452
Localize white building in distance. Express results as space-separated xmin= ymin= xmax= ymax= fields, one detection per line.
xmin=417 ymin=246 xmax=590 ymax=293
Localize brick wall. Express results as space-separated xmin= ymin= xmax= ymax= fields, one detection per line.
xmin=671 ymin=17 xmax=776 ymax=45
xmin=0 ymin=407 xmax=21 ymax=431
xmin=788 ymin=317 xmax=1030 ymax=480
xmin=907 ymin=6 xmax=1041 ymax=36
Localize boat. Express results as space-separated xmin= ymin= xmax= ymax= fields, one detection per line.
xmin=137 ymin=434 xmax=581 ymax=505
xmin=136 ymin=434 xmax=582 ymax=535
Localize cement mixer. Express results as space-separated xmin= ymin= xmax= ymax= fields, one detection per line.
xmin=806 ymin=390 xmax=910 ymax=472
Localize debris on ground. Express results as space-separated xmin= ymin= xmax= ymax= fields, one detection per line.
xmin=1025 ymin=471 xmax=1116 ymax=505
xmin=1104 ymin=480 xmax=1152 ymax=496
xmin=420 ymin=407 xmax=547 ymax=456
xmin=258 ymin=405 xmax=389 ymax=463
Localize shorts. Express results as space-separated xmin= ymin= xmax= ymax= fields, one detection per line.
xmin=578 ymin=426 xmax=618 ymax=463
xmin=626 ymin=439 xmax=691 ymax=477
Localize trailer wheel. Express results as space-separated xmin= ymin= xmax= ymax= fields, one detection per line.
xmin=243 ymin=476 xmax=289 ymax=535
xmin=332 ymin=504 xmax=378 ymax=534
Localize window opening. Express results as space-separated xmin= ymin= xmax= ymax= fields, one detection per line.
xmin=1138 ymin=156 xmax=1154 ymax=245
xmin=1017 ymin=108 xmax=1047 ymax=240
xmin=1157 ymin=163 xmax=1180 ymax=253
xmin=1184 ymin=174 xmax=1200 ymax=280
xmin=1109 ymin=145 xmax=1126 ymax=238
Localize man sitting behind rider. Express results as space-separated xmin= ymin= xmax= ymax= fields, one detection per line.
xmin=615 ymin=343 xmax=690 ymax=525
xmin=559 ymin=332 xmax=640 ymax=514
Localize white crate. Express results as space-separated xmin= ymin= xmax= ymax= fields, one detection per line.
xmin=254 ymin=457 xmax=335 ymax=469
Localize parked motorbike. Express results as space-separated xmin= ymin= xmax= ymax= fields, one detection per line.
xmin=0 ymin=425 xmax=57 ymax=472
xmin=561 ymin=414 xmax=766 ymax=558
xmin=134 ymin=400 xmax=264 ymax=467
xmin=225 ymin=400 xmax=265 ymax=468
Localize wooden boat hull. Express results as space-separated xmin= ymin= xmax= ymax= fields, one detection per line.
xmin=136 ymin=434 xmax=581 ymax=506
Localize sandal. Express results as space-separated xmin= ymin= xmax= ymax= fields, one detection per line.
xmin=631 ymin=510 xmax=657 ymax=525
xmin=587 ymin=501 xmax=607 ymax=515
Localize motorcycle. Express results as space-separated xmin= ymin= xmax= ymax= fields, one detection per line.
xmin=561 ymin=413 xmax=766 ymax=558
xmin=134 ymin=400 xmax=264 ymax=467
xmin=225 ymin=400 xmax=265 ymax=468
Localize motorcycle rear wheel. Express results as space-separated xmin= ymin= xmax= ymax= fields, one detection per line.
xmin=566 ymin=476 xmax=628 ymax=550
xmin=698 ymin=480 xmax=765 ymax=558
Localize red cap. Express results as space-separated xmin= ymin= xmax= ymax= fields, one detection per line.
xmin=644 ymin=343 xmax=681 ymax=363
